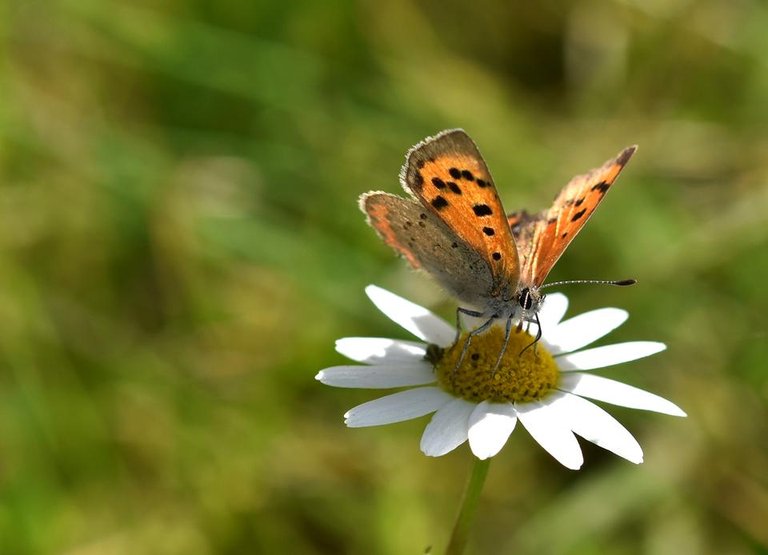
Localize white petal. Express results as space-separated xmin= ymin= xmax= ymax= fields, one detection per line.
xmin=467 ymin=402 xmax=518 ymax=460
xmin=560 ymin=373 xmax=687 ymax=417
xmin=516 ymin=400 xmax=584 ymax=470
xmin=538 ymin=293 xmax=568 ymax=329
xmin=335 ymin=337 xmax=426 ymax=364
xmin=317 ymin=363 xmax=436 ymax=388
xmin=558 ymin=342 xmax=666 ymax=371
xmin=366 ymin=285 xmax=454 ymax=345
xmin=545 ymin=308 xmax=628 ymax=354
xmin=344 ymin=387 xmax=452 ymax=427
xmin=553 ymin=392 xmax=643 ymax=463
xmin=420 ymin=397 xmax=474 ymax=457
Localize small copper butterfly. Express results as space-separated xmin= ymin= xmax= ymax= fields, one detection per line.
xmin=360 ymin=129 xmax=635 ymax=363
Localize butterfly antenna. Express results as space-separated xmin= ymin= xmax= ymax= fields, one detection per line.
xmin=540 ymin=278 xmax=636 ymax=290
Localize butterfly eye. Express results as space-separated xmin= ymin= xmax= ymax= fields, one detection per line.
xmin=519 ymin=288 xmax=534 ymax=310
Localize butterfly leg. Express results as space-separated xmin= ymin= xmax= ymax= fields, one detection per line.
xmin=454 ymin=307 xmax=486 ymax=344
xmin=491 ymin=315 xmax=515 ymax=376
xmin=456 ymin=307 xmax=487 ymax=326
xmin=452 ymin=312 xmax=496 ymax=383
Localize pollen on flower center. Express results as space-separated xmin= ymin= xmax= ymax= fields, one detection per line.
xmin=429 ymin=326 xmax=560 ymax=403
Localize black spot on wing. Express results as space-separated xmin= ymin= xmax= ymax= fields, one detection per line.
xmin=432 ymin=177 xmax=446 ymax=190
xmin=472 ymin=204 xmax=493 ymax=217
xmin=492 ymin=252 xmax=501 ymax=261
xmin=447 ymin=182 xmax=462 ymax=194
xmin=591 ymin=181 xmax=610 ymax=194
xmin=476 ymin=179 xmax=489 ymax=188
xmin=432 ymin=196 xmax=449 ymax=210
xmin=571 ymin=208 xmax=587 ymax=222
xmin=461 ymin=169 xmax=474 ymax=181
xmin=449 ymin=168 xmax=461 ymax=179
xmin=574 ymin=197 xmax=585 ymax=207
xmin=482 ymin=227 xmax=495 ymax=236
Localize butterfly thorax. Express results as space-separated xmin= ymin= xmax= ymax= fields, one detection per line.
xmin=482 ymin=280 xmax=516 ymax=318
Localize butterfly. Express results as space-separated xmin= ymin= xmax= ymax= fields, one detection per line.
xmin=360 ymin=129 xmax=635 ymax=364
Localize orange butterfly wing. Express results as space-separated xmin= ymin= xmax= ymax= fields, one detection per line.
xmin=510 ymin=146 xmax=636 ymax=288
xmin=361 ymin=192 xmax=497 ymax=307
xmin=400 ymin=129 xmax=520 ymax=294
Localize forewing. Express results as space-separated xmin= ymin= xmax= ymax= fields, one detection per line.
xmin=361 ymin=192 xmax=495 ymax=307
xmin=518 ymin=146 xmax=636 ymax=287
xmin=399 ymin=129 xmax=520 ymax=291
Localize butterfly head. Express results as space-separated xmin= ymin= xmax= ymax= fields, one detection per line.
xmin=517 ymin=286 xmax=544 ymax=322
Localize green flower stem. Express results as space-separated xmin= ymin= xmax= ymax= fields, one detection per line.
xmin=444 ymin=456 xmax=491 ymax=555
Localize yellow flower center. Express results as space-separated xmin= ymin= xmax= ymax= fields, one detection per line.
xmin=429 ymin=326 xmax=560 ymax=403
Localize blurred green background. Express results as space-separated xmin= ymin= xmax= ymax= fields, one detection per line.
xmin=2 ymin=0 xmax=768 ymax=553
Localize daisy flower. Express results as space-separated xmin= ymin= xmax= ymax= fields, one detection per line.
xmin=317 ymin=286 xmax=686 ymax=470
